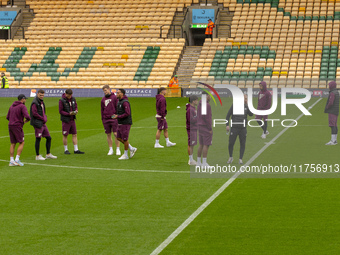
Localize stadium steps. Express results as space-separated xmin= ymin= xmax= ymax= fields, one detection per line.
xmin=12 ymin=0 xmax=26 ymax=7
xmin=176 ymin=46 xmax=202 ymax=88
xmin=168 ymin=11 xmax=186 ymax=38
xmin=13 ymin=0 xmax=35 ymax=39
xmin=218 ymin=10 xmax=233 ymax=38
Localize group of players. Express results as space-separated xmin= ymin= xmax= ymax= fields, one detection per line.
xmin=6 ymin=85 xmax=177 ymax=166
xmin=6 ymin=80 xmax=338 ymax=167
xmin=186 ymin=81 xmax=272 ymax=168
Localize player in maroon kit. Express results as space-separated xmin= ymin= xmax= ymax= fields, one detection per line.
xmin=154 ymin=87 xmax=176 ymax=148
xmin=30 ymin=89 xmax=57 ymax=160
xmin=256 ymin=81 xmax=272 ymax=139
xmin=325 ymin=81 xmax=339 ymax=145
xmin=59 ymin=89 xmax=84 ymax=154
xmin=112 ymin=89 xmax=137 ymax=160
xmin=101 ymin=85 xmax=121 ymax=155
xmin=186 ymin=95 xmax=199 ymax=165
xmin=6 ymin=94 xmax=30 ymax=166
xmin=197 ymin=92 xmax=213 ymax=168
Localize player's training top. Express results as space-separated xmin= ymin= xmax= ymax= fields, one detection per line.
xmin=186 ymin=103 xmax=197 ymax=131
xmin=156 ymin=94 xmax=167 ymax=118
xmin=117 ymin=95 xmax=132 ymax=125
xmin=7 ymin=101 xmax=30 ymax=127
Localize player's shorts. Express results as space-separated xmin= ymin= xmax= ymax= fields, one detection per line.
xmin=199 ymin=132 xmax=213 ymax=146
xmin=328 ymin=113 xmax=338 ymax=127
xmin=187 ymin=129 xmax=197 ymax=146
xmin=9 ymin=125 xmax=24 ymax=144
xmin=255 ymin=115 xmax=268 ymax=121
xmin=117 ymin=124 xmax=131 ymax=141
xmin=62 ymin=120 xmax=77 ymax=136
xmin=156 ymin=117 xmax=168 ymax=130
xmin=103 ymin=119 xmax=118 ymax=134
xmin=35 ymin=124 xmax=51 ymax=138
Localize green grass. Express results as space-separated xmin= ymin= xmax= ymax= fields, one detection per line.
xmin=1 ymin=96 xmax=340 ymax=254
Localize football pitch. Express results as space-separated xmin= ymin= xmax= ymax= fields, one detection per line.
xmin=1 ymin=95 xmax=340 ymax=254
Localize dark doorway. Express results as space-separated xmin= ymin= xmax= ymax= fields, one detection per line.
xmin=191 ymin=28 xmax=206 ymax=46
xmin=0 ymin=29 xmax=9 ymax=39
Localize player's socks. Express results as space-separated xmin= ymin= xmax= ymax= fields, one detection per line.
xmin=64 ymin=145 xmax=68 ymax=151
xmin=197 ymin=157 xmax=201 ymax=164
xmin=10 ymin=157 xmax=14 ymax=162
xmin=15 ymin=155 xmax=20 ymax=161
xmin=155 ymin=139 xmax=160 ymax=145
xmin=128 ymin=144 xmax=134 ymax=150
xmin=124 ymin=150 xmax=128 ymax=157
xmin=189 ymin=155 xmax=193 ymax=161
xmin=332 ymin=134 xmax=337 ymax=142
xmin=202 ymin=158 xmax=207 ymax=164
xmin=116 ymin=147 xmax=121 ymax=156
xmin=165 ymin=138 xmax=169 ymax=143
xmin=74 ymin=145 xmax=79 ymax=151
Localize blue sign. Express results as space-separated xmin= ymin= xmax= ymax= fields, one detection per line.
xmin=192 ymin=9 xmax=215 ymax=24
xmin=0 ymin=11 xmax=17 ymax=25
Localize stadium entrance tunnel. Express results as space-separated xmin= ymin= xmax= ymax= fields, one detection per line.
xmin=189 ymin=27 xmax=206 ymax=46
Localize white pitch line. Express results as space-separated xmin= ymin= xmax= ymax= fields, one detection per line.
xmin=150 ymin=97 xmax=323 ymax=255
xmin=0 ymin=159 xmax=188 ymax=174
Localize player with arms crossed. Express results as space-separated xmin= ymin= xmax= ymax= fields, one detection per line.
xmin=101 ymin=85 xmax=121 ymax=155
xmin=6 ymin=94 xmax=30 ymax=166
xmin=226 ymin=94 xmax=253 ymax=164
xmin=186 ymin=95 xmax=199 ymax=165
xmin=112 ymin=89 xmax=137 ymax=160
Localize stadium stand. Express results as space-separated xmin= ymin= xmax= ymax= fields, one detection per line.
xmin=1 ymin=0 xmax=340 ymax=88
xmin=194 ymin=0 xmax=340 ymax=88
xmin=0 ymin=38 xmax=185 ymax=88
xmin=1 ymin=0 xmax=188 ymax=88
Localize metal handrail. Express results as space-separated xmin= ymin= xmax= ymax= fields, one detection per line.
xmin=8 ymin=25 xmax=28 ymax=39
xmin=161 ymin=24 xmax=182 ymax=39
xmin=160 ymin=25 xmax=164 ymax=38
xmin=183 ymin=30 xmax=189 ymax=46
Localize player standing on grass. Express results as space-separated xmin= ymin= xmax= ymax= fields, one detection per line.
xmin=256 ymin=81 xmax=272 ymax=139
xmin=186 ymin=95 xmax=199 ymax=165
xmin=30 ymin=89 xmax=57 ymax=160
xmin=226 ymin=94 xmax=253 ymax=164
xmin=154 ymin=87 xmax=176 ymax=148
xmin=59 ymin=89 xmax=84 ymax=154
xmin=196 ymin=91 xmax=213 ymax=168
xmin=325 ymin=81 xmax=339 ymax=145
xmin=6 ymin=94 xmax=30 ymax=166
xmin=112 ymin=89 xmax=137 ymax=160
xmin=101 ymin=85 xmax=121 ymax=155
